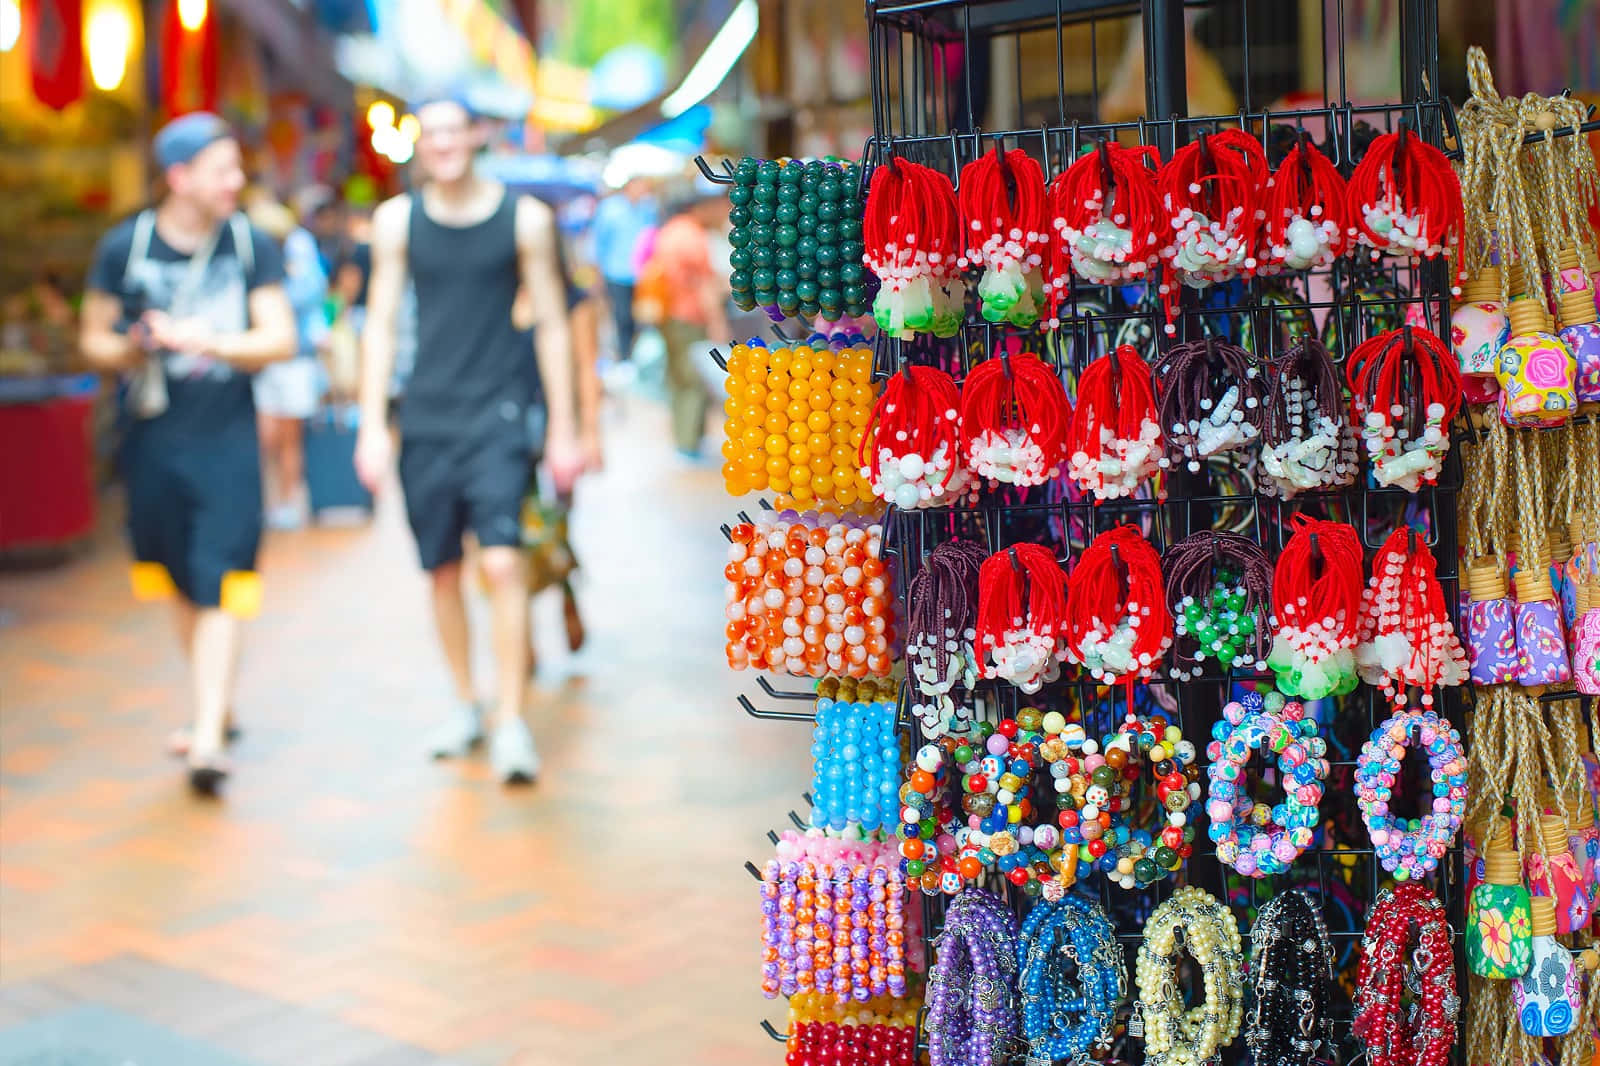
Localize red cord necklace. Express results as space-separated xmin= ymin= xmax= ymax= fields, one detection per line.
xmin=1345 ymin=325 xmax=1462 ymax=492
xmin=1063 ymin=525 xmax=1172 ymax=693
xmin=1352 ymin=882 xmax=1458 ymax=1066
xmin=1267 ymin=515 xmax=1365 ymax=701
xmin=1157 ymin=130 xmax=1269 ymax=326
xmin=864 ymin=156 xmax=966 ymax=340
xmin=1262 ymin=134 xmax=1349 ymax=273
xmin=974 ymin=543 xmax=1070 ymax=693
xmin=1046 ymin=139 xmax=1163 ymax=325
xmin=1065 ymin=343 xmax=1164 ymax=500
xmin=958 ymin=147 xmax=1049 ymax=328
xmin=1346 ymin=127 xmax=1464 ymax=269
xmin=959 ymin=351 xmax=1072 ymax=487
xmin=860 ymin=363 xmax=973 ymax=509
xmin=1354 ymin=527 xmax=1470 ymax=709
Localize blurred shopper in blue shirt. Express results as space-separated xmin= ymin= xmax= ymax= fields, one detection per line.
xmin=590 ymin=179 xmax=656 ymax=362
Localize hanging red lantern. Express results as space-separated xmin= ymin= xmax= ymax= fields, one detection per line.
xmin=161 ymin=0 xmax=219 ymax=117
xmin=27 ymin=0 xmax=86 ymax=111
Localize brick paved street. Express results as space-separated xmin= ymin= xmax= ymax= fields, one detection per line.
xmin=0 ymin=398 xmax=806 ymax=1065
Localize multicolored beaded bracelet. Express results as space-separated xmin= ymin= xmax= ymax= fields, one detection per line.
xmin=1103 ymin=712 xmax=1200 ymax=889
xmin=1039 ymin=716 xmax=1130 ymax=888
xmin=1017 ymin=893 xmax=1125 ymax=1062
xmin=1205 ymin=690 xmax=1329 ymax=878
xmin=925 ymin=887 xmax=1021 ymax=1066
xmin=1355 ymin=708 xmax=1467 ymax=880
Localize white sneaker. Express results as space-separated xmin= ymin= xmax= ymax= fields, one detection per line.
xmin=427 ymin=701 xmax=483 ymax=759
xmin=490 ymin=716 xmax=540 ymax=785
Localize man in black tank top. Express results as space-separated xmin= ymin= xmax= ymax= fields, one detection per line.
xmin=356 ymin=97 xmax=581 ymax=786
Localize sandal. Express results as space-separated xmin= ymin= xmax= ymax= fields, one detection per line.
xmin=563 ymin=592 xmax=586 ymax=653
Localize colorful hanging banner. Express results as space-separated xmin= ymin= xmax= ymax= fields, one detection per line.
xmin=161 ymin=0 xmax=219 ymax=116
xmin=28 ymin=0 xmax=86 ymax=111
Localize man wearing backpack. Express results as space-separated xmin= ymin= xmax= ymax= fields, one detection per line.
xmin=79 ymin=112 xmax=296 ymax=796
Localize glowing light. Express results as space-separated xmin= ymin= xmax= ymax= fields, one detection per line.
xmin=85 ymin=3 xmax=133 ymax=91
xmin=176 ymin=0 xmax=207 ymax=32
xmin=397 ymin=114 xmax=420 ymax=142
xmin=371 ymin=125 xmax=412 ymax=164
xmin=0 ymin=0 xmax=20 ymax=53
xmin=661 ymin=0 xmax=758 ymax=119
xmin=366 ymin=100 xmax=395 ymax=130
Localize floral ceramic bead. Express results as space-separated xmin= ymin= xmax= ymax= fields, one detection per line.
xmin=1497 ymin=299 xmax=1578 ymax=427
xmin=1452 ymin=301 xmax=1508 ymax=378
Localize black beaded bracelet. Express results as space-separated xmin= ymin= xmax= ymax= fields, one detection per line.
xmin=1246 ymin=888 xmax=1336 ymax=1066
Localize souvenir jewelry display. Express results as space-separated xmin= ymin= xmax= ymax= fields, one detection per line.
xmin=1135 ymin=886 xmax=1245 ymax=1066
xmin=1267 ymin=516 xmax=1365 ymax=699
xmin=925 ymin=888 xmax=1021 ymax=1066
xmin=1017 ymin=893 xmax=1125 ymax=1062
xmin=810 ymin=678 xmax=901 ymax=834
xmin=721 ymin=334 xmax=878 ymax=508
xmin=1063 ymin=526 xmax=1173 ymax=687
xmin=959 ymin=352 xmax=1072 ymax=487
xmin=1353 ymin=882 xmax=1459 ymax=1066
xmin=729 ymin=157 xmax=871 ymax=323
xmin=1259 ymin=336 xmax=1357 ymax=498
xmin=864 ymin=156 xmax=965 ymax=339
xmin=1206 ymin=690 xmax=1328 ymax=877
xmin=905 ymin=539 xmax=986 ymax=734
xmin=1345 ymin=325 xmax=1463 ymax=492
xmin=1162 ymin=530 xmax=1273 ymax=679
xmin=1356 ymin=707 xmax=1467 ymax=880
xmin=1065 ymin=343 xmax=1164 ymax=500
xmin=1157 ymin=129 xmax=1270 ymax=292
xmin=861 ymin=363 xmax=973 ymax=509
xmin=1103 ymin=711 xmax=1200 ymax=889
xmin=1154 ymin=337 xmax=1267 ymax=472
xmin=958 ymin=147 xmax=1049 ymax=328
xmin=724 ymin=512 xmax=895 ymax=678
xmin=1245 ymin=888 xmax=1335 ymax=1066
xmin=974 ymin=544 xmax=1069 ymax=693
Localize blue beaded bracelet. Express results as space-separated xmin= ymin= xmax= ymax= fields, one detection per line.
xmin=1016 ymin=892 xmax=1125 ymax=1062
xmin=811 ymin=695 xmax=901 ymax=832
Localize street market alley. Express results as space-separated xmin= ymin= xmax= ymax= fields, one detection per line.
xmin=0 ymin=397 xmax=805 ymax=1066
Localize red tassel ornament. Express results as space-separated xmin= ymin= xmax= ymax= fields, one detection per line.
xmin=1158 ymin=130 xmax=1270 ymax=296
xmin=1346 ymin=128 xmax=1464 ymax=265
xmin=1262 ymin=135 xmax=1349 ymax=273
xmin=860 ymin=363 xmax=973 ymax=509
xmin=974 ymin=543 xmax=1070 ymax=693
xmin=864 ymin=157 xmax=966 ymax=340
xmin=1267 ymin=516 xmax=1366 ymax=700
xmin=1345 ymin=326 xmax=1462 ymax=492
xmin=1354 ymin=527 xmax=1469 ymax=708
xmin=959 ymin=352 xmax=1072 ymax=487
xmin=958 ymin=147 xmax=1049 ymax=328
xmin=1063 ymin=526 xmax=1173 ymax=686
xmin=1046 ymin=140 xmax=1164 ymax=318
xmin=1065 ymin=344 xmax=1164 ymax=500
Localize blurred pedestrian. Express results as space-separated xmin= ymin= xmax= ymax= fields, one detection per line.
xmin=78 ymin=112 xmax=296 ymax=795
xmin=247 ymin=197 xmax=329 ymax=529
xmin=590 ymin=177 xmax=656 ymax=362
xmin=355 ymin=95 xmax=582 ymax=785
xmin=643 ymin=183 xmax=729 ymax=458
xmin=295 ymin=185 xmax=346 ymax=277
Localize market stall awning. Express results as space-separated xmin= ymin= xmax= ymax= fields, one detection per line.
xmin=218 ymin=0 xmax=351 ymax=107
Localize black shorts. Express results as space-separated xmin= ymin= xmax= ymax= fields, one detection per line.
xmin=399 ymin=424 xmax=538 ymax=572
xmin=123 ymin=427 xmax=263 ymax=607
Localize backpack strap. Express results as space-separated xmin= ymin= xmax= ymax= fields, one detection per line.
xmin=123 ymin=209 xmax=156 ymax=290
xmin=229 ymin=212 xmax=253 ymax=277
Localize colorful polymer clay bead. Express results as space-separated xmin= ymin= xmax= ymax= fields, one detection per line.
xmin=1205 ymin=690 xmax=1328 ymax=878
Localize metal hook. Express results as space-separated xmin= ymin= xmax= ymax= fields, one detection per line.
xmin=1096 ymin=137 xmax=1113 ymax=191
xmin=1008 ymin=546 xmax=1023 ymax=576
xmin=994 ymin=142 xmax=1017 ymax=214
xmin=694 ymin=155 xmax=736 ymax=185
xmin=900 ymin=356 xmax=915 ymax=384
xmin=1001 ymin=349 xmax=1014 ymax=380
xmin=745 ymin=861 xmax=765 ymax=881
xmin=1110 ymin=543 xmax=1128 ymax=600
xmin=1197 ymin=130 xmax=1214 ymax=172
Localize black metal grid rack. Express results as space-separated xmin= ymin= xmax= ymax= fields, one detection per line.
xmin=730 ymin=0 xmax=1589 ymax=1062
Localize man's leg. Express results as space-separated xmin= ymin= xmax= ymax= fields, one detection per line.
xmin=279 ymin=417 xmax=305 ymax=511
xmin=257 ymin=413 xmax=282 ymax=506
xmin=173 ymin=599 xmax=197 ymax=654
xmin=477 ymin=546 xmax=529 ymax=728
xmin=662 ymin=319 xmax=710 ymax=455
xmin=428 ymin=559 xmax=476 ymax=706
xmin=607 ymin=280 xmax=636 ymax=361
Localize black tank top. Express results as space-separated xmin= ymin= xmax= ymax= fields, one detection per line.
xmin=403 ymin=189 xmax=538 ymax=439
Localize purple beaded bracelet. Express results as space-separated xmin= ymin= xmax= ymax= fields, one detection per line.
xmin=925 ymin=887 xmax=1021 ymax=1066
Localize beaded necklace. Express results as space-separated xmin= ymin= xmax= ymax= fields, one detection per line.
xmin=1346 ymin=126 xmax=1464 ymax=265
xmin=1259 ymin=336 xmax=1357 ymax=498
xmin=1345 ymin=325 xmax=1463 ymax=492
xmin=1135 ymin=885 xmax=1245 ymax=1066
xmin=1162 ymin=530 xmax=1273 ymax=679
xmin=1065 ymin=343 xmax=1164 ymax=501
xmin=905 ymin=538 xmax=987 ymax=734
xmin=959 ymin=352 xmax=1073 ymax=488
xmin=864 ymin=156 xmax=965 ymax=339
xmin=1047 ymin=139 xmax=1164 ymax=313
xmin=975 ymin=544 xmax=1070 ymax=693
xmin=1267 ymin=515 xmax=1365 ymax=700
xmin=1153 ymin=337 xmax=1267 ymax=474
xmin=958 ymin=147 xmax=1049 ymax=329
xmin=860 ymin=362 xmax=973 ymax=509
xmin=1353 ymin=881 xmax=1459 ymax=1066
xmin=1262 ymin=133 xmax=1349 ymax=273
xmin=1017 ymin=893 xmax=1126 ymax=1063
xmin=1245 ymin=888 xmax=1335 ymax=1066
xmin=925 ymin=887 xmax=1022 ymax=1066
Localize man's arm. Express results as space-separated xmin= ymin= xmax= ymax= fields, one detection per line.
xmin=79 ymin=290 xmax=141 ymax=371
xmin=353 ymin=195 xmax=410 ymax=491
xmin=204 ymin=285 xmax=296 ymax=370
xmin=515 ymin=196 xmax=581 ymax=485
xmin=570 ymin=296 xmax=604 ymax=470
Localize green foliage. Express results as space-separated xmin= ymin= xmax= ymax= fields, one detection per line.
xmin=559 ymin=0 xmax=675 ymax=69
